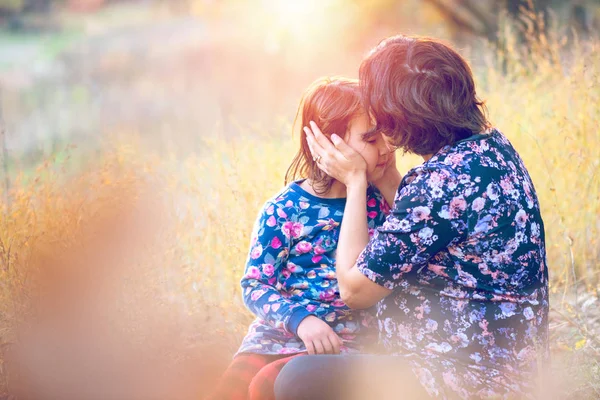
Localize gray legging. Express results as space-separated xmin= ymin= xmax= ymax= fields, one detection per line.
xmin=274 ymin=355 xmax=430 ymax=400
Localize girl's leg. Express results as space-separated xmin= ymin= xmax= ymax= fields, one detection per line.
xmin=247 ymin=353 xmax=306 ymax=400
xmin=205 ymin=353 xmax=274 ymax=400
xmin=274 ymin=355 xmax=431 ymax=400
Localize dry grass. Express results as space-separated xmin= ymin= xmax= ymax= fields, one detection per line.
xmin=0 ymin=28 xmax=599 ymax=400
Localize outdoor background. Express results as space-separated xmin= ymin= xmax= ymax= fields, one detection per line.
xmin=0 ymin=0 xmax=599 ymax=399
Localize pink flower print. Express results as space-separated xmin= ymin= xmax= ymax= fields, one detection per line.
xmin=367 ymin=211 xmax=378 ymax=219
xmin=287 ymin=262 xmax=302 ymax=273
xmin=427 ymin=264 xmax=448 ymax=278
xmin=299 ymin=201 xmax=310 ymax=209
xmin=457 ymin=269 xmax=477 ymax=288
xmin=313 ymin=245 xmax=327 ymax=255
xmin=411 ymin=206 xmax=431 ymax=222
xmin=271 ymin=236 xmax=282 ymax=249
xmin=262 ymin=263 xmax=275 ymax=277
xmin=266 ymin=216 xmax=277 ymax=227
xmin=279 ymin=347 xmax=300 ymax=355
xmin=250 ymin=288 xmax=266 ymax=301
xmin=271 ymin=303 xmax=280 ymax=312
xmin=307 ymin=271 xmax=317 ymax=279
xmin=268 ymin=277 xmax=277 ymax=285
xmin=446 ymin=153 xmax=464 ymax=166
xmin=425 ymin=342 xmax=452 ymax=354
xmin=472 ymin=197 xmax=485 ymax=212
xmin=449 ymin=197 xmax=467 ymax=218
xmin=285 ymin=200 xmax=294 ymax=207
xmin=401 ymin=264 xmax=413 ymax=273
xmin=262 ymin=304 xmax=271 ymax=313
xmin=250 ymin=244 xmax=263 ymax=260
xmin=311 ymin=255 xmax=322 ymax=264
xmin=282 ymin=269 xmax=291 ymax=279
xmin=523 ymin=307 xmax=534 ymax=320
xmin=266 ymin=204 xmax=275 ymax=215
xmin=323 ymin=270 xmax=336 ymax=280
xmin=324 ymin=312 xmax=336 ymax=322
xmin=368 ymin=228 xmax=375 ymax=237
xmin=515 ymin=209 xmax=528 ymax=228
xmin=306 ymin=304 xmax=318 ymax=312
xmin=319 ymin=289 xmax=336 ymax=302
xmin=479 ymin=319 xmax=490 ymax=334
xmin=245 ymin=266 xmax=261 ymax=280
xmin=291 ymin=223 xmax=303 ymax=238
xmin=367 ymin=198 xmax=377 ymax=207
xmin=281 ymin=221 xmax=294 ymax=237
xmin=332 ymin=299 xmax=346 ymax=308
xmin=277 ymin=208 xmax=287 ymax=218
xmin=296 ymin=241 xmax=313 ymax=254
xmin=415 ymin=304 xmax=425 ymax=319
xmin=425 ymin=319 xmax=438 ymax=332
xmin=282 ymin=222 xmax=303 ymax=238
xmin=450 ymin=332 xmax=469 ymax=348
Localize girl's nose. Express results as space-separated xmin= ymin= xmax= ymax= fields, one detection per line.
xmin=379 ymin=137 xmax=393 ymax=155
xmin=382 ymin=136 xmax=397 ymax=154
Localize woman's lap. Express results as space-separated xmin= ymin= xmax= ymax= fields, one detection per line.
xmin=274 ymin=355 xmax=430 ymax=400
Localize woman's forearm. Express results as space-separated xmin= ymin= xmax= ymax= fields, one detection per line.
xmin=336 ymin=180 xmax=370 ymax=296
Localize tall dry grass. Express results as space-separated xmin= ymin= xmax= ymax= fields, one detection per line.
xmin=0 ymin=29 xmax=599 ymax=400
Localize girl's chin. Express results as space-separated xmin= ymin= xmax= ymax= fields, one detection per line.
xmin=367 ymin=170 xmax=385 ymax=182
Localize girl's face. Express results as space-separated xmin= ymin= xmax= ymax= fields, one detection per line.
xmin=345 ymin=112 xmax=391 ymax=182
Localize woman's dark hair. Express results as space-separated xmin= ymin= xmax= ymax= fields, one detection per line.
xmin=359 ymin=35 xmax=491 ymax=155
xmin=284 ymin=77 xmax=362 ymax=194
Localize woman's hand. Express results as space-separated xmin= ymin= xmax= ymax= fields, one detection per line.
xmin=304 ymin=121 xmax=367 ymax=189
xmin=296 ymin=315 xmax=343 ymax=355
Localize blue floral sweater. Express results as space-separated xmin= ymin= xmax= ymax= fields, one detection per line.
xmin=237 ymin=181 xmax=389 ymax=355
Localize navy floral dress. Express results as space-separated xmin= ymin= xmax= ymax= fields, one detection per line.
xmin=357 ymin=129 xmax=549 ymax=399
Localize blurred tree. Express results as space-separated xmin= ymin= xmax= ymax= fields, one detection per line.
xmin=0 ymin=0 xmax=52 ymax=31
xmin=414 ymin=0 xmax=595 ymax=44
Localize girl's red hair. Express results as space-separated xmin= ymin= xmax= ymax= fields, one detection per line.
xmin=284 ymin=77 xmax=362 ymax=194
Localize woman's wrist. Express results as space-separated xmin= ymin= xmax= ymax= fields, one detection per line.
xmin=346 ymin=175 xmax=368 ymax=192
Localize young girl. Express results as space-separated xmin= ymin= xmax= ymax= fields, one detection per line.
xmin=207 ymin=77 xmax=394 ymax=400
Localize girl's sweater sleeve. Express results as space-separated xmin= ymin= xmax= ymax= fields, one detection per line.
xmin=240 ymin=200 xmax=312 ymax=336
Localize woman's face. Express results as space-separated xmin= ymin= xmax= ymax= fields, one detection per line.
xmin=345 ymin=112 xmax=391 ymax=182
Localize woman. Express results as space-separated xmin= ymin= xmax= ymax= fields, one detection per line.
xmin=274 ymin=35 xmax=549 ymax=399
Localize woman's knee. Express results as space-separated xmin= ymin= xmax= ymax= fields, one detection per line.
xmin=274 ymin=356 xmax=347 ymax=400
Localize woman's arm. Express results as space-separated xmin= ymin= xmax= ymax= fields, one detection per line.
xmin=303 ymin=122 xmax=392 ymax=308
xmin=304 ymin=121 xmax=463 ymax=309
xmin=335 ymin=179 xmax=392 ymax=309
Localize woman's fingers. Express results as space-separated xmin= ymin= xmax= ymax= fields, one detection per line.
xmin=304 ymin=340 xmax=316 ymax=355
xmin=330 ymin=133 xmax=359 ymax=160
xmin=303 ymin=126 xmax=324 ymax=161
xmin=309 ymin=121 xmax=338 ymax=155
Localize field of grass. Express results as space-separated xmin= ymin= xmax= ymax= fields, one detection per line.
xmin=0 ymin=26 xmax=599 ymax=400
